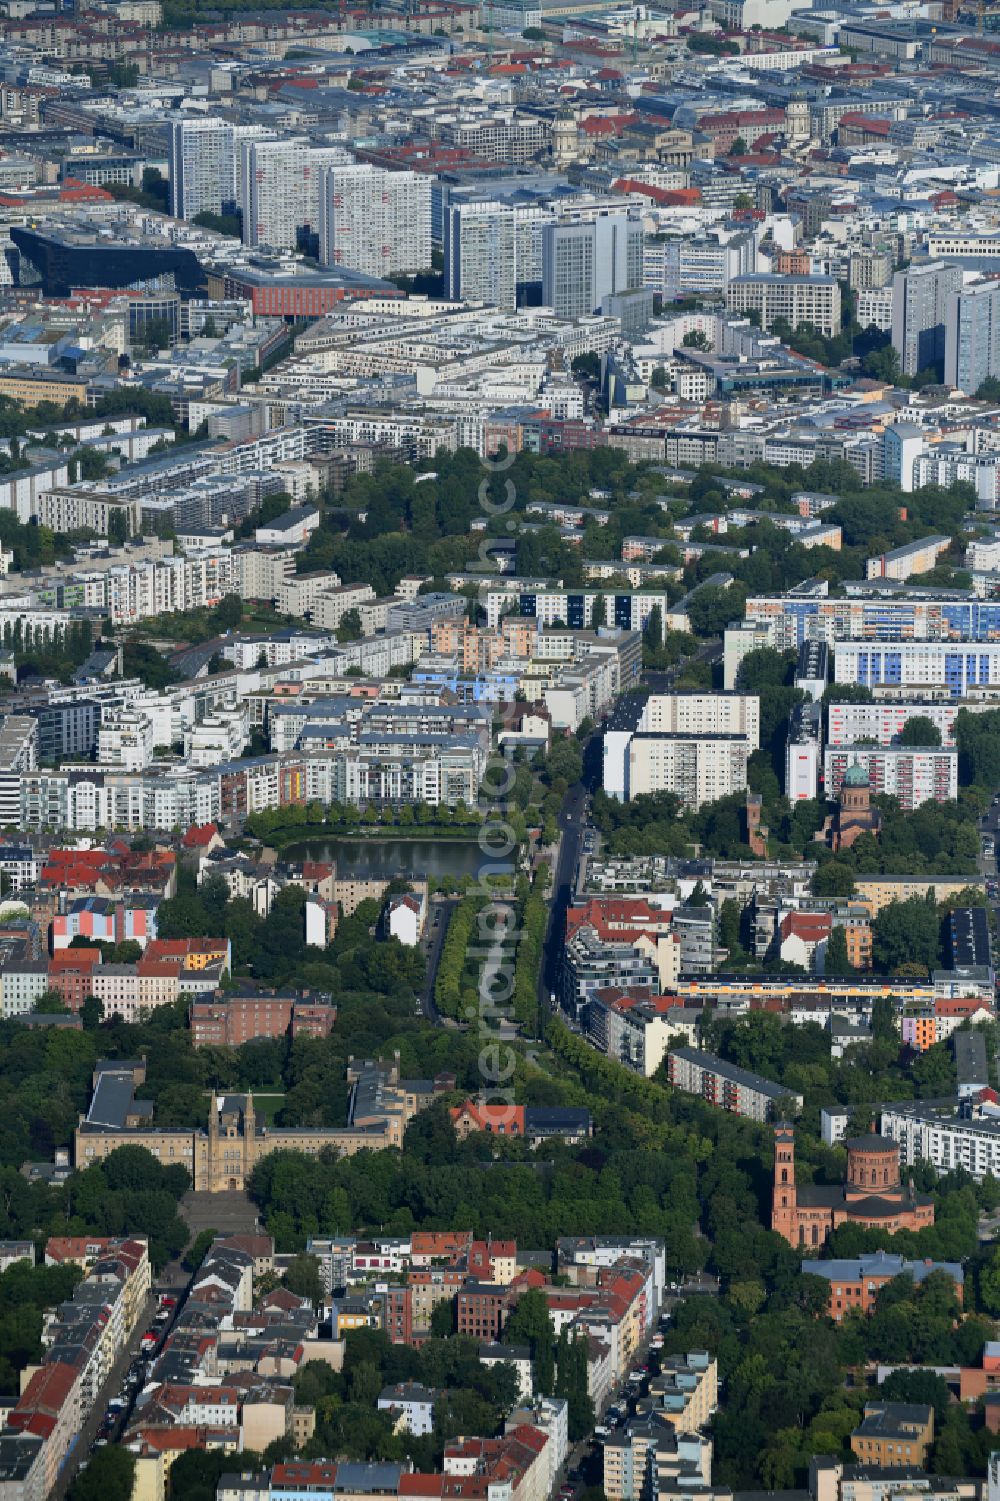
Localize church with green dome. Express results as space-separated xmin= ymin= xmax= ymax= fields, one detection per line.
xmin=830 ymin=759 xmax=881 ymax=851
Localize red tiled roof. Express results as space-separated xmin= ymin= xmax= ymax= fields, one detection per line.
xmin=450 ymin=1101 xmax=525 ymax=1133
xmin=181 ymin=823 xmax=219 ymax=847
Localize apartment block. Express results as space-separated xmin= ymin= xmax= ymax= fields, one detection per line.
xmin=586 ymin=988 xmax=700 ymax=1078
xmin=743 ymin=592 xmax=1000 ymax=650
xmin=865 ymin=536 xmax=950 ymax=582
xmin=832 ymin=641 xmax=1000 ymax=695
xmin=485 ymin=587 xmax=678 ymax=633
xmin=1 ymin=1237 xmax=149 ymax=1500
xmin=827 ymin=701 xmax=965 ymax=747
xmin=319 ymin=165 xmax=432 ymax=278
xmin=168 ymin=117 xmax=235 ymax=220
xmin=880 ymin=1099 xmax=1000 ymax=1181
xmin=665 ymin=1047 xmax=804 ymax=1121
xmin=823 ymin=745 xmax=957 ymax=808
xmin=274 ymin=571 xmax=344 ymax=619
xmin=445 ymin=200 xmax=517 ymax=310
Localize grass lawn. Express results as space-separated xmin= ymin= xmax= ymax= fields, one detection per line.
xmin=250 ymin=1091 xmax=286 ymax=1123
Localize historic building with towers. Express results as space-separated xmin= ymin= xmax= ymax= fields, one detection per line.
xmin=75 ymin=1056 xmax=450 ymax=1191
xmin=771 ymin=1125 xmax=935 ymax=1249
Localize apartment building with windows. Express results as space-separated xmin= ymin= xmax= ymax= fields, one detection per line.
xmin=892 ymin=260 xmax=962 ymax=376
xmin=665 ymin=1047 xmax=804 ymax=1121
xmin=880 ymin=1099 xmax=1000 ymax=1181
xmin=241 ymin=138 xmax=351 ymax=251
xmin=319 ymin=165 xmax=432 ymax=278
xmin=743 ymin=592 xmax=1000 ymax=651
xmin=625 ymin=733 xmax=751 ymax=810
xmin=485 ymin=587 xmax=678 ymax=633
xmin=823 ymin=745 xmax=957 ymax=808
xmin=866 ymin=536 xmax=950 ymax=582
xmin=168 ymin=118 xmax=235 ymax=220
xmin=444 ymin=199 xmax=518 ymax=309
xmin=604 ymin=691 xmax=758 ymax=808
xmin=832 ymin=641 xmax=1000 ymax=695
xmin=826 ymin=700 xmax=967 ymax=747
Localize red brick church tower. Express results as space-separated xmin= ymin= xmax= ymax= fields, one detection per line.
xmin=771 ymin=1125 xmax=798 ymax=1244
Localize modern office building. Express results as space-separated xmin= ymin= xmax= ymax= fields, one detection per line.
xmin=319 ymin=165 xmax=432 ymax=278
xmin=944 ymin=278 xmax=1000 ymax=393
xmin=10 ymin=226 xmax=204 ymax=299
xmin=725 ymin=274 xmax=840 ymax=336
xmin=168 ymin=117 xmax=234 ymax=220
xmin=891 ymin=260 xmax=962 ymax=377
xmin=444 ymin=200 xmax=517 ymax=310
xmin=541 ymin=214 xmax=643 ymax=319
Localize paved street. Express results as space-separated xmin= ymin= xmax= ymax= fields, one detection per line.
xmin=50 ymin=1291 xmax=156 ymax=1501
xmin=538 ymin=734 xmax=601 ymax=1018
xmin=420 ymin=897 xmax=455 ymax=1022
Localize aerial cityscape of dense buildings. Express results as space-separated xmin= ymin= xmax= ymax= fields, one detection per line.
xmin=9 ymin=5 xmax=1000 ymax=1501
